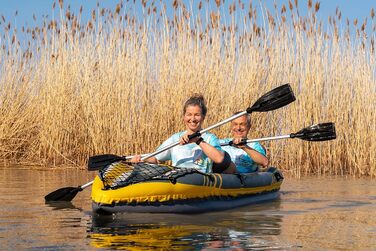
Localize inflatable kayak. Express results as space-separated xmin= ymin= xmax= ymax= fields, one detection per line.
xmin=91 ymin=162 xmax=283 ymax=214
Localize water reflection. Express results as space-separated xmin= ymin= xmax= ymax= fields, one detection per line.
xmin=88 ymin=201 xmax=284 ymax=250
xmin=45 ymin=201 xmax=83 ymax=211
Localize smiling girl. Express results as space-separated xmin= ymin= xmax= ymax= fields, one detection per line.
xmin=132 ymin=94 xmax=231 ymax=173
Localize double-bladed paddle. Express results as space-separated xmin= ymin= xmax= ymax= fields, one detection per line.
xmin=222 ymin=122 xmax=337 ymax=146
xmin=44 ymin=84 xmax=295 ymax=202
xmin=87 ymin=84 xmax=295 ymax=171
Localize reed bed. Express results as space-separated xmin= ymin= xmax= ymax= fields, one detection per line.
xmin=0 ymin=0 xmax=374 ymax=177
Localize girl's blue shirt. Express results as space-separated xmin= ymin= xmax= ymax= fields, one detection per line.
xmin=155 ymin=131 xmax=222 ymax=173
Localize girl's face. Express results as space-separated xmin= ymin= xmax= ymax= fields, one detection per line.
xmin=183 ymin=105 xmax=204 ymax=133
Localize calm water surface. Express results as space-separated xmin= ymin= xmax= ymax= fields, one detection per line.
xmin=0 ymin=166 xmax=375 ymax=250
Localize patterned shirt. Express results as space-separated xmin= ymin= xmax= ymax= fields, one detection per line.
xmin=220 ymin=138 xmax=266 ymax=173
xmin=155 ymin=131 xmax=223 ymax=173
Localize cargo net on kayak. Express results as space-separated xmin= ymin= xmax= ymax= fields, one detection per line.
xmin=98 ymin=161 xmax=209 ymax=190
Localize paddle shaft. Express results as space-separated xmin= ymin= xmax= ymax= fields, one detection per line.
xmin=249 ymin=135 xmax=291 ymax=142
xmin=81 ymin=180 xmax=94 ymax=189
xmin=220 ymin=135 xmax=291 ymax=146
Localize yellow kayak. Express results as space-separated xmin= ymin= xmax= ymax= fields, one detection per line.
xmin=91 ymin=162 xmax=283 ymax=214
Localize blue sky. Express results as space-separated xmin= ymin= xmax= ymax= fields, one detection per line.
xmin=0 ymin=0 xmax=375 ymax=33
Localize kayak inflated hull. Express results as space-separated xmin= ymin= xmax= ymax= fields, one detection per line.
xmin=91 ymin=163 xmax=283 ymax=214
xmin=92 ymin=190 xmax=280 ymax=214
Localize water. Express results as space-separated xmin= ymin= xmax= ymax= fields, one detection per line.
xmin=0 ymin=166 xmax=375 ymax=250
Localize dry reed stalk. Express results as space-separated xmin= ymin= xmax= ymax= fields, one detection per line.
xmin=0 ymin=1 xmax=374 ymax=177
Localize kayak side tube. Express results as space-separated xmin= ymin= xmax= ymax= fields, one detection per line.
xmin=91 ymin=167 xmax=283 ymax=214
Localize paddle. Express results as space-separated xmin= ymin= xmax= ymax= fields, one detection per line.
xmin=222 ymin=122 xmax=337 ymax=146
xmin=87 ymin=84 xmax=295 ymax=170
xmin=44 ymin=83 xmax=295 ymax=202
xmin=143 ymin=84 xmax=295 ymax=159
xmin=87 ymin=154 xmax=149 ymax=171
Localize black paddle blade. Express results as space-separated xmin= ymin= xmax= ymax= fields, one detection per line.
xmin=247 ymin=84 xmax=296 ymax=113
xmin=88 ymin=154 xmax=126 ymax=171
xmin=291 ymin=122 xmax=337 ymax=141
xmin=44 ymin=186 xmax=82 ymax=202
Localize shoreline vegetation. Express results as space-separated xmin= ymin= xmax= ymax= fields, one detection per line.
xmin=0 ymin=1 xmax=375 ymax=177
